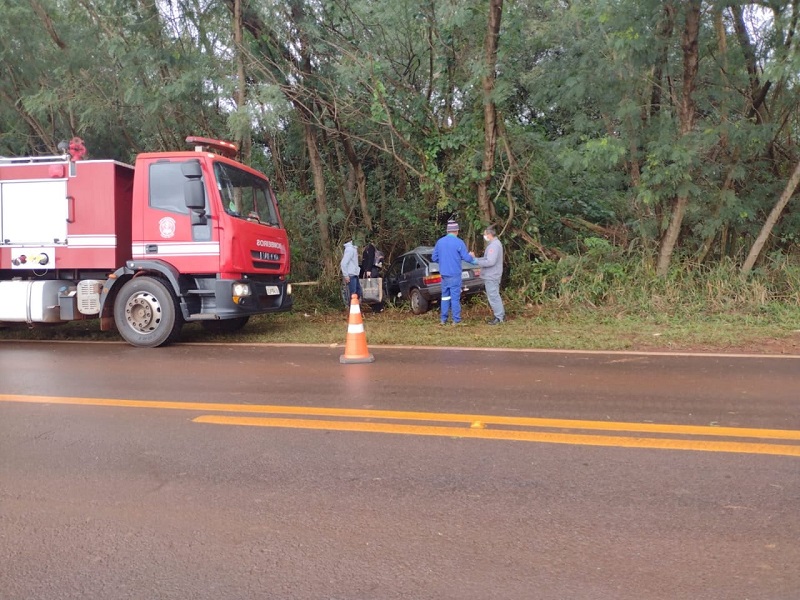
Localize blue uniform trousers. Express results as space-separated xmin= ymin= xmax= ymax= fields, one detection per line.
xmin=440 ymin=275 xmax=463 ymax=323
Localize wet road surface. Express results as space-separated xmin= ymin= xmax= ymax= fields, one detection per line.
xmin=1 ymin=341 xmax=798 ymax=599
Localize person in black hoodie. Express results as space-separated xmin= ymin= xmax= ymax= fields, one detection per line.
xmin=360 ymin=240 xmax=383 ymax=278
xmin=359 ymin=236 xmax=385 ymax=311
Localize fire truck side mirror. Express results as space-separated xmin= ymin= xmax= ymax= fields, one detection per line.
xmin=184 ymin=180 xmax=205 ymax=211
xmin=181 ymin=160 xmax=202 ymax=179
xmin=185 ymin=181 xmax=207 ymax=226
xmin=182 ymin=160 xmax=205 ymax=212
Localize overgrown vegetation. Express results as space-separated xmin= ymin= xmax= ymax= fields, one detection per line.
xmin=1 ymin=1 xmax=798 ymax=308
xmin=508 ymin=239 xmax=800 ymax=312
xmin=4 ymin=258 xmax=797 ymax=352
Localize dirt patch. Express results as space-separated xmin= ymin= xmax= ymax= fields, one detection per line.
xmin=632 ymin=332 xmax=800 ymax=355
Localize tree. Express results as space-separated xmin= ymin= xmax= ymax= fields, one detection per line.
xmin=2 ymin=0 xmax=798 ymax=290
xmin=741 ymin=158 xmax=800 ymax=274
xmin=656 ymin=0 xmax=701 ymax=277
xmin=476 ymin=0 xmax=503 ymax=224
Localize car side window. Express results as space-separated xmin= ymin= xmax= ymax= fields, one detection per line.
xmin=387 ymin=259 xmax=402 ymax=279
xmin=402 ymin=256 xmax=418 ymax=275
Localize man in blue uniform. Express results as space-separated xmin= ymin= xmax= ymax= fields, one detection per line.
xmin=432 ymin=221 xmax=478 ymax=325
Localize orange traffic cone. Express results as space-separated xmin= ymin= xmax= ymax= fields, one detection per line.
xmin=340 ymin=294 xmax=375 ymax=364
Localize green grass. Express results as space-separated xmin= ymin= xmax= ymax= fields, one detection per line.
xmin=2 ymin=294 xmax=799 ymax=353
xmin=3 ymin=257 xmax=799 ymax=352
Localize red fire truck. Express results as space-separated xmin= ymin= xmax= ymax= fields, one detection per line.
xmin=0 ymin=136 xmax=292 ymax=347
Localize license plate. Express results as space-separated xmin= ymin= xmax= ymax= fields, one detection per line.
xmin=461 ymin=270 xmax=469 ymax=279
xmin=266 ymin=285 xmax=280 ymax=295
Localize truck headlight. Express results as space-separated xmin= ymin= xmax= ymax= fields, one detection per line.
xmin=287 ymin=284 xmax=292 ymax=295
xmin=232 ymin=282 xmax=252 ymax=298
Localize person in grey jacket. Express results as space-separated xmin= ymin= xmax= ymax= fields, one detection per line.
xmin=472 ymin=226 xmax=505 ymax=324
xmin=340 ymin=239 xmax=362 ymax=302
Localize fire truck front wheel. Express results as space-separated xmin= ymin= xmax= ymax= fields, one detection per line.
xmin=114 ymin=277 xmax=182 ymax=348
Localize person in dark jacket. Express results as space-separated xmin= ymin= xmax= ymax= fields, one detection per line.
xmin=359 ymin=237 xmax=385 ymax=312
xmin=432 ymin=220 xmax=478 ymax=325
xmin=360 ymin=241 xmax=380 ymax=278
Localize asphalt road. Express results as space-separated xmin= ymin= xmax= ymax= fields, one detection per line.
xmin=1 ymin=341 xmax=798 ymax=600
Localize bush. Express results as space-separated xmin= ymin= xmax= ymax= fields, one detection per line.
xmin=507 ymin=242 xmax=800 ymax=315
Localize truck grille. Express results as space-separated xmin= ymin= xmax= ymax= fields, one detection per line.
xmin=251 ymin=250 xmax=282 ymax=270
xmin=252 ymin=260 xmax=282 ymax=270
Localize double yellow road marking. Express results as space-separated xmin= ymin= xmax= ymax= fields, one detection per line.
xmin=2 ymin=393 xmax=799 ymax=457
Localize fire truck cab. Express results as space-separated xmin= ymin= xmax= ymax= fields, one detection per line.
xmin=0 ymin=136 xmax=292 ymax=347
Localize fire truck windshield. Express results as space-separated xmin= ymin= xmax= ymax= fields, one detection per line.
xmin=215 ymin=162 xmax=280 ymax=227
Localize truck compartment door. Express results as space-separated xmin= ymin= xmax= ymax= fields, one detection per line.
xmin=1 ymin=181 xmax=68 ymax=244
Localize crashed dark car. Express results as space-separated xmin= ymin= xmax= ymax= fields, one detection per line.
xmin=383 ymin=246 xmax=484 ymax=314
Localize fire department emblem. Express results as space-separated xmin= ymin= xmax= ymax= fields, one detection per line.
xmin=159 ymin=217 xmax=176 ymax=239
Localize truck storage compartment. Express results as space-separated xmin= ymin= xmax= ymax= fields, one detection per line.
xmin=0 ymin=280 xmax=70 ymax=323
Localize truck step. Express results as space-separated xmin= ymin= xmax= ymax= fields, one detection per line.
xmin=187 ymin=313 xmax=221 ymax=320
xmin=186 ymin=289 xmax=215 ymax=296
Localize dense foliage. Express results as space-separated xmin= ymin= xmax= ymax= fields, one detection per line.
xmin=1 ymin=0 xmax=798 ymax=305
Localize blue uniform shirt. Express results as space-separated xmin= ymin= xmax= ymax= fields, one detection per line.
xmin=432 ymin=234 xmax=477 ymax=277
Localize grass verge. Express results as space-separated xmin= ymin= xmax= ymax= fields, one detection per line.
xmin=2 ymin=295 xmax=799 ymax=354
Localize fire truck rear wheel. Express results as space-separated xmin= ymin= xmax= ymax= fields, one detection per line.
xmin=114 ymin=277 xmax=182 ymax=348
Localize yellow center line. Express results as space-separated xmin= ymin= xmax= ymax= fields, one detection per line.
xmin=1 ymin=393 xmax=798 ymax=441
xmin=193 ymin=415 xmax=800 ymax=457
xmin=2 ymin=393 xmax=800 ymax=457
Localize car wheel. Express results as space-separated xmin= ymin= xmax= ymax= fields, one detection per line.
xmin=114 ymin=276 xmax=182 ymax=347
xmin=409 ymin=288 xmax=429 ymax=315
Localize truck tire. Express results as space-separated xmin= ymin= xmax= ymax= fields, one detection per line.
xmin=201 ymin=316 xmax=250 ymax=334
xmin=114 ymin=277 xmax=182 ymax=347
xmin=409 ymin=288 xmax=429 ymax=315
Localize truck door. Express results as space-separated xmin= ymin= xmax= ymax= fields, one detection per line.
xmin=1 ymin=180 xmax=68 ymax=244
xmin=134 ymin=160 xmax=218 ymax=273
xmin=1 ymin=179 xmax=67 ymax=269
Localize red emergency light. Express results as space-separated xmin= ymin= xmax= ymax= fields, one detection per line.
xmin=185 ymin=136 xmax=239 ymax=159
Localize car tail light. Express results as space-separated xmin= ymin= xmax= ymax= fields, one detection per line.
xmin=423 ymin=274 xmax=442 ymax=285
xmin=473 ymin=268 xmax=481 ymax=277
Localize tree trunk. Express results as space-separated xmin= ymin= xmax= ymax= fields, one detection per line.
xmin=337 ymin=128 xmax=372 ymax=232
xmin=476 ymin=0 xmax=503 ymax=224
xmin=695 ymin=161 xmax=738 ymax=264
xmin=731 ymin=5 xmax=772 ymax=123
xmin=233 ymin=0 xmax=251 ymax=162
xmin=263 ymin=132 xmax=287 ymax=192
xmin=648 ymin=3 xmax=675 ymax=118
xmin=29 ymin=0 xmax=67 ymax=49
xmin=303 ymin=121 xmax=334 ymax=273
xmin=354 ymin=161 xmax=369 ymax=230
xmin=656 ymin=1 xmax=700 ymax=277
xmin=741 ymin=158 xmax=800 ymax=274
